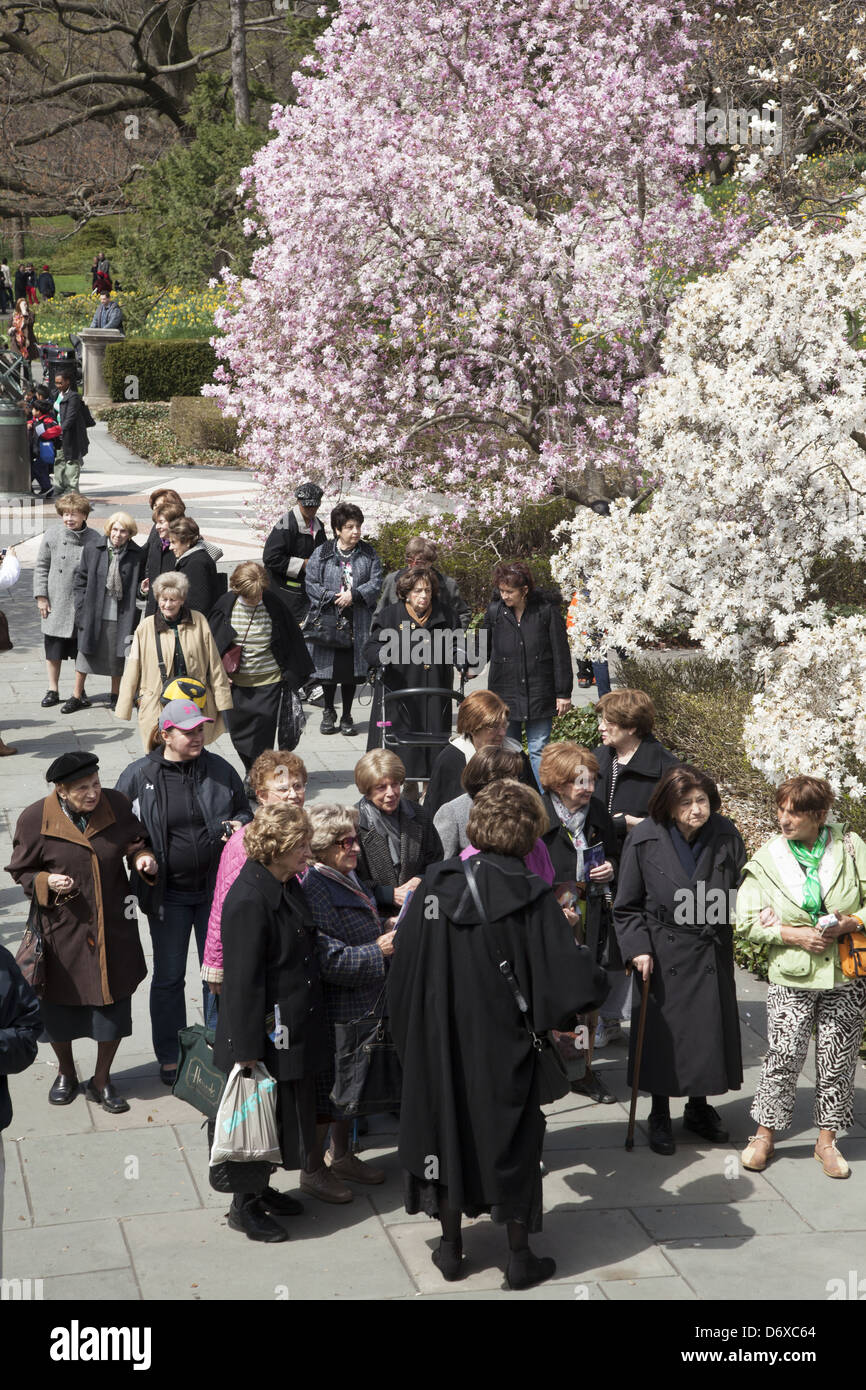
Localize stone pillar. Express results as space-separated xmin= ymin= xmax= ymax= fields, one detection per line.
xmin=76 ymin=327 xmax=125 ymax=407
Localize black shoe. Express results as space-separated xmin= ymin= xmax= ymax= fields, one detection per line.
xmin=48 ymin=1073 xmax=79 ymax=1105
xmin=84 ymin=1077 xmax=130 ymax=1114
xmin=570 ymin=1066 xmax=616 ymax=1104
xmin=260 ymin=1186 xmax=304 ymax=1216
xmin=159 ymin=1065 xmax=176 ymax=1087
xmin=339 ymin=716 xmax=355 ymax=736
xmin=60 ymin=695 xmax=91 ymax=713
xmin=683 ymin=1101 xmax=729 ymax=1143
xmin=41 ymin=689 xmax=60 ymax=707
xmin=227 ymin=1196 xmax=289 ymax=1243
xmin=648 ymin=1111 xmax=675 ymax=1156
xmin=432 ymin=1239 xmax=465 ymax=1282
xmin=108 ymin=693 xmax=118 ymax=710
xmin=320 ymin=709 xmax=338 ymax=734
xmin=505 ymin=1251 xmax=557 ymax=1291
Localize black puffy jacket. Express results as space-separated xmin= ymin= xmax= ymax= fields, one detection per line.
xmin=480 ymin=594 xmax=573 ymax=720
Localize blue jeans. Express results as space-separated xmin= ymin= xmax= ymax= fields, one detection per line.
xmin=148 ymin=890 xmax=212 ymax=1066
xmin=506 ymin=718 xmax=553 ymax=791
xmin=592 ymin=661 xmax=612 ymax=696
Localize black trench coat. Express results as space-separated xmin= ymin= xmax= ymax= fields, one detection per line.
xmin=613 ymin=814 xmax=745 ymax=1098
xmin=363 ymin=599 xmax=459 ymax=776
xmin=388 ymin=852 xmax=609 ymax=1229
xmin=592 ymin=736 xmax=680 ymax=849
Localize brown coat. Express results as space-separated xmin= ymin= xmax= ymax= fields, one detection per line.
xmin=6 ymin=790 xmax=151 ymax=1007
xmin=114 ymin=608 xmax=233 ymax=751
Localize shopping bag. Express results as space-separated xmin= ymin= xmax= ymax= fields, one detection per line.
xmin=209 ymin=1062 xmax=281 ymax=1165
xmin=172 ymin=1025 xmax=226 ymax=1120
xmin=277 ymin=682 xmax=306 ymax=751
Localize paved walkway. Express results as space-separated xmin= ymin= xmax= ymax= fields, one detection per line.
xmin=0 ymin=428 xmax=864 ymax=1302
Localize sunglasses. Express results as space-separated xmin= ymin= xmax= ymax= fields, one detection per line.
xmin=337 ymin=836 xmax=360 ymax=850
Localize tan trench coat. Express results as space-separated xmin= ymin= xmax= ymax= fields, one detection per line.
xmin=114 ymin=608 xmax=233 ymax=750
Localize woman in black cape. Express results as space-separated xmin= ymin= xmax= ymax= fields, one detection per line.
xmin=388 ymin=779 xmax=608 ymax=1290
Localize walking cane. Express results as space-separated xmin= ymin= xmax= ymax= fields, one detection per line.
xmin=625 ymin=967 xmax=651 ymax=1151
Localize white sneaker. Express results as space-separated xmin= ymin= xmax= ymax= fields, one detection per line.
xmin=594 ymin=1018 xmax=624 ymax=1048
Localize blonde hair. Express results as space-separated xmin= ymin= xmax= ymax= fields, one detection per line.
xmin=103 ymin=510 xmax=138 ymax=538
xmin=354 ymin=749 xmax=406 ymax=797
xmin=230 ymin=561 xmax=269 ymax=602
xmin=307 ymin=803 xmax=359 ymax=857
xmin=55 ymin=492 xmax=91 ymax=518
xmin=243 ymin=803 xmax=311 ymax=864
xmin=152 ymin=571 xmax=189 ymax=600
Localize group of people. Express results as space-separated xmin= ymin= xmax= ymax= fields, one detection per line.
xmin=3 ymin=473 xmax=865 ymax=1291
xmin=0 ymin=261 xmax=54 ymax=311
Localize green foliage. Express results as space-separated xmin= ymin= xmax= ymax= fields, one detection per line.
xmin=373 ymin=498 xmax=577 ymax=614
xmin=169 ymin=396 xmax=238 ymax=453
xmin=21 ymin=216 xmax=117 ymax=276
xmin=550 ymin=703 xmax=599 ymax=748
xmin=733 ymin=938 xmax=770 ymax=982
xmin=98 ymin=402 xmax=236 ymax=470
xmin=116 ymin=76 xmax=268 ymax=288
xmin=104 ymin=340 xmax=218 ymax=402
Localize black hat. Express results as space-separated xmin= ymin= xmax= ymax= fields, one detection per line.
xmin=45 ymin=751 xmax=100 ymax=784
xmin=295 ymin=482 xmax=324 ymax=506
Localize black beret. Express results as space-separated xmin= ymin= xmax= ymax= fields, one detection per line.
xmin=45 ymin=751 xmax=100 ymax=784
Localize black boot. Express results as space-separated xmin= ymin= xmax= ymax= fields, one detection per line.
xmin=227 ymin=1192 xmax=289 ymax=1242
xmin=505 ymin=1250 xmax=557 ymax=1290
xmin=648 ymin=1111 xmax=675 ymax=1156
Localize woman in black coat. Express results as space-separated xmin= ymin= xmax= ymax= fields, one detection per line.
xmin=389 ymin=780 xmax=608 ymax=1289
xmin=169 ymin=516 xmax=221 ymax=617
xmin=480 ymin=561 xmax=573 ymax=788
xmin=72 ymin=512 xmax=144 ymax=710
xmin=209 ymin=563 xmax=314 ymax=773
xmin=353 ymin=749 xmax=444 ymax=916
xmin=214 ymin=803 xmax=330 ymax=1242
xmin=363 ymin=565 xmax=459 ymax=779
xmin=424 ymin=689 xmax=534 ymax=818
xmin=613 ymin=764 xmax=745 ymax=1157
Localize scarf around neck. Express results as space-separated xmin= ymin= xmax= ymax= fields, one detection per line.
xmin=363 ymin=796 xmax=414 ymax=868
xmin=105 ymin=542 xmax=127 ymax=600
xmin=787 ymin=827 xmax=829 ymax=923
xmin=313 ymin=862 xmax=377 ymax=913
xmin=551 ymin=792 xmax=589 ymax=878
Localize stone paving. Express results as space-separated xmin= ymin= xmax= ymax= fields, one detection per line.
xmin=0 ymin=427 xmax=864 ymax=1302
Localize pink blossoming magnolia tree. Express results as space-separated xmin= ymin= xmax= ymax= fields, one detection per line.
xmin=208 ymin=0 xmax=745 ymax=531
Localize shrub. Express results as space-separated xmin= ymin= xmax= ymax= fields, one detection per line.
xmin=169 ymin=396 xmax=238 ymax=453
xmin=550 ymin=703 xmax=599 ymax=748
xmin=104 ymin=339 xmax=218 ymax=401
xmin=98 ymin=401 xmax=237 ymax=469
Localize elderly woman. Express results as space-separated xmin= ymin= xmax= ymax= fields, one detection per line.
xmin=304 ymin=502 xmax=383 ymax=736
xmin=302 ymin=804 xmax=395 ymax=1203
xmin=141 ymin=494 xmax=223 ymax=618
xmin=202 ymin=751 xmax=308 ymax=1000
xmin=214 ymin=802 xmax=329 ymax=1242
xmin=168 ymin=517 xmax=221 ymax=616
xmin=115 ymin=570 xmax=232 ymax=750
xmin=353 ymin=749 xmax=443 ymax=915
xmin=71 ymin=511 xmax=144 ymax=711
xmin=480 ymin=561 xmax=573 ymax=788
xmin=537 ymin=741 xmax=619 ymax=1104
xmin=613 ymin=764 xmax=745 ymax=1156
xmin=34 ymin=492 xmax=100 ymax=712
xmin=388 ymin=780 xmax=608 ymax=1288
xmin=593 ymin=689 xmax=680 ymax=1050
xmin=364 ymin=564 xmax=460 ymax=777
xmin=6 ymin=751 xmax=157 ymax=1113
xmin=735 ymin=776 xmax=866 ymax=1180
xmin=424 ymin=689 xmax=534 ymax=819
xmin=209 ymin=562 xmax=313 ymax=773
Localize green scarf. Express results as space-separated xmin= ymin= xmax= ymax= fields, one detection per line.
xmin=787 ymin=827 xmax=829 ymax=923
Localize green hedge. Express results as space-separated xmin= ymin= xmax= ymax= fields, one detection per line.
xmin=169 ymin=395 xmax=238 ymax=453
xmin=104 ymin=339 xmax=218 ymax=402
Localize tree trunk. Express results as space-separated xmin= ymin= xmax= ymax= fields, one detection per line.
xmin=9 ymin=215 xmax=27 ymax=260
xmin=230 ymin=0 xmax=251 ymax=128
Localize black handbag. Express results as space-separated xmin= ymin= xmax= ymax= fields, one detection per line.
xmin=172 ymin=1025 xmax=226 ymax=1120
xmin=277 ymin=681 xmax=306 ymax=751
xmin=330 ymin=987 xmax=402 ymax=1115
xmin=303 ymin=592 xmax=354 ymax=650
xmin=205 ymin=1118 xmax=275 ymax=1194
xmin=15 ymin=896 xmax=47 ymax=996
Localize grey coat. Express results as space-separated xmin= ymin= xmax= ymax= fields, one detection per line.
xmin=33 ymin=522 xmax=100 ymax=638
xmin=433 ymin=792 xmax=472 ymax=859
xmin=304 ymin=539 xmax=383 ymax=681
xmin=73 ymin=537 xmax=144 ymax=658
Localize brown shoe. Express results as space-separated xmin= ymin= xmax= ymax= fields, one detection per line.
xmin=327 ymin=1149 xmax=386 ymax=1185
xmin=741 ymin=1133 xmax=774 ymax=1171
xmin=0 ymin=739 xmax=18 ymax=756
xmin=814 ymin=1139 xmax=850 ymax=1179
xmin=299 ymin=1164 xmax=353 ymax=1204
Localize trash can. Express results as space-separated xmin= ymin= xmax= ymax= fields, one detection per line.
xmin=0 ymin=399 xmax=29 ymax=493
xmin=41 ymin=344 xmax=77 ymax=394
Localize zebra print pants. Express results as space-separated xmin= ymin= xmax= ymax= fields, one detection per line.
xmin=750 ymin=979 xmax=866 ymax=1131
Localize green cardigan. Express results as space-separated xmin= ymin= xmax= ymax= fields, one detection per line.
xmin=734 ymin=823 xmax=866 ymax=989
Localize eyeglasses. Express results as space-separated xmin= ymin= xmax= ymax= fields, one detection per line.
xmin=337 ymin=836 xmax=360 ymax=850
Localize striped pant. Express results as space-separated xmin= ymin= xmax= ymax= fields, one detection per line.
xmin=751 ymin=979 xmax=866 ymax=1132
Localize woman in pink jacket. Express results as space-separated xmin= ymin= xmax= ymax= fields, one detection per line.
xmin=201 ymin=750 xmax=308 ymax=1000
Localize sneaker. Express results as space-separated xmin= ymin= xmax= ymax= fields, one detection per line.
xmin=303 ymin=684 xmax=324 ymax=706
xmin=227 ymin=1196 xmax=289 ymax=1242
xmin=326 ymin=1149 xmax=385 ymax=1185
xmin=339 ymin=715 xmax=356 ymax=736
xmin=320 ymin=709 xmax=338 ymax=735
xmin=594 ymin=1017 xmax=623 ymax=1049
xmin=299 ymin=1164 xmax=353 ymax=1204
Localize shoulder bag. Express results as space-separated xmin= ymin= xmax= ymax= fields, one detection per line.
xmin=838 ymin=832 xmax=866 ymax=978
xmin=16 ymin=895 xmax=48 ymax=996
xmin=303 ymin=591 xmax=354 ymax=650
xmin=330 ymin=985 xmax=402 ymax=1115
xmin=222 ymin=606 xmax=257 ymax=676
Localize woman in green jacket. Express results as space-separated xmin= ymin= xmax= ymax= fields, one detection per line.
xmin=735 ymin=776 xmax=866 ymax=1180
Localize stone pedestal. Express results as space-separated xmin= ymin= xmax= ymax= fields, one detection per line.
xmin=76 ymin=327 xmax=125 ymax=407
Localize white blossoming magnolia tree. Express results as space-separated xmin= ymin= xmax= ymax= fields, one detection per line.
xmin=552 ymin=198 xmax=866 ymax=792
xmin=207 ymin=0 xmax=744 ymax=532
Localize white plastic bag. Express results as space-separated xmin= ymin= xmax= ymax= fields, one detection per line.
xmin=209 ymin=1062 xmax=282 ymax=1166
